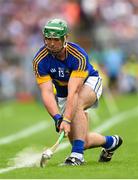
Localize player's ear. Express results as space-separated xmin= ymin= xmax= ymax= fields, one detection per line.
xmin=64 ymin=35 xmax=69 ymax=45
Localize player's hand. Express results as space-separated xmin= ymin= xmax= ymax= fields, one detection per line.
xmin=59 ymin=118 xmax=71 ymax=136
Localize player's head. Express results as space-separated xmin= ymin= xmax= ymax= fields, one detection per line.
xmin=43 ymin=18 xmax=68 ymax=55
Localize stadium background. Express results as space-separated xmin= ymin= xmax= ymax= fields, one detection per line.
xmin=0 ymin=0 xmax=138 ymax=179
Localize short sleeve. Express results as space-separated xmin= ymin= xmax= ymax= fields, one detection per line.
xmin=33 ymin=47 xmax=51 ymax=84
xmin=67 ymin=43 xmax=89 ymax=78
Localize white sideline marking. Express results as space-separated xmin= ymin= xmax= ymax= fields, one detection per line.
xmin=0 ymin=121 xmax=49 ymax=145
xmin=0 ymin=107 xmax=138 ymax=174
xmin=94 ymin=106 xmax=138 ymax=133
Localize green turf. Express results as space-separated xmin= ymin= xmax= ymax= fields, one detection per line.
xmin=0 ymin=93 xmax=138 ymax=178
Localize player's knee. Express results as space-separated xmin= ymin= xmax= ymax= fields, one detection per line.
xmin=77 ymin=98 xmax=85 ymax=110
xmin=77 ymin=104 xmax=84 ymax=112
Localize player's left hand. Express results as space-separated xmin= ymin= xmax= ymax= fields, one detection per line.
xmin=59 ymin=121 xmax=70 ymax=137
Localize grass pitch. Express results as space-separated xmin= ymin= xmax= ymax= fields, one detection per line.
xmin=0 ymin=93 xmax=138 ymax=179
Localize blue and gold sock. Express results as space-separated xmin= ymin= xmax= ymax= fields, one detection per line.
xmin=71 ymin=139 xmax=84 ymax=160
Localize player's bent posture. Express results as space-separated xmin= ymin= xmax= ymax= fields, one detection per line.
xmin=33 ymin=19 xmax=123 ymax=165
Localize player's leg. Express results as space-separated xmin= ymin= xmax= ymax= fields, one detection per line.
xmin=84 ymin=112 xmax=106 ymax=148
xmin=64 ymin=84 xmax=97 ymax=165
xmin=66 ymin=77 xmax=122 ymax=165
xmin=82 ymin=95 xmax=123 ymax=162
xmin=85 ymin=132 xmax=106 ymax=149
xmin=68 ymin=106 xmax=123 ymax=164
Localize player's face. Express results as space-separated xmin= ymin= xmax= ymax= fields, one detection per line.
xmin=44 ymin=37 xmax=64 ymax=54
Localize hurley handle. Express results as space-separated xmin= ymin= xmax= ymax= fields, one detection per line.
xmin=51 ymin=131 xmax=65 ymax=152
xmin=58 ymin=131 xmax=65 ymax=144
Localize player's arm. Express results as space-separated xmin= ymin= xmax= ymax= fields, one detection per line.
xmin=39 ymin=81 xmax=59 ymax=117
xmin=33 ymin=54 xmax=63 ymax=132
xmin=60 ymin=51 xmax=89 ymax=134
xmin=63 ymin=75 xmax=85 ymax=121
xmin=38 ymin=80 xmax=63 ymax=132
xmin=59 ymin=72 xmax=87 ymax=135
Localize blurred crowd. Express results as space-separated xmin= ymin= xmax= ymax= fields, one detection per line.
xmin=0 ymin=0 xmax=138 ymax=101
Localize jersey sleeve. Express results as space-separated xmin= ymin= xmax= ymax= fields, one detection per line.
xmin=67 ymin=43 xmax=89 ymax=78
xmin=70 ymin=53 xmax=89 ymax=78
xmin=33 ymin=48 xmax=51 ymax=84
xmin=70 ymin=56 xmax=88 ymax=78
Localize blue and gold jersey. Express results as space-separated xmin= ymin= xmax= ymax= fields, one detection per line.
xmin=33 ymin=42 xmax=99 ymax=97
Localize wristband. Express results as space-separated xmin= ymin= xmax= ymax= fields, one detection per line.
xmin=63 ymin=117 xmax=71 ymax=124
xmin=53 ymin=114 xmax=62 ymax=121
